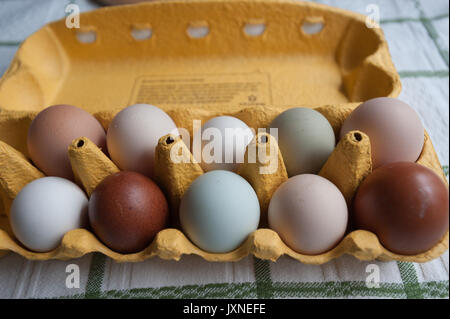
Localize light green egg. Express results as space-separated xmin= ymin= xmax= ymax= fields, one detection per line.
xmin=270 ymin=107 xmax=335 ymax=176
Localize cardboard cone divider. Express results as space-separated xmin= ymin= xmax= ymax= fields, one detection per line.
xmin=68 ymin=137 xmax=120 ymax=196
xmin=319 ymin=130 xmax=372 ymax=205
xmin=0 ymin=0 xmax=448 ymax=262
xmin=154 ymin=134 xmax=204 ymax=228
xmin=237 ymin=132 xmax=288 ymax=228
xmin=0 ymin=105 xmax=448 ymax=263
xmin=0 ymin=141 xmax=45 ymax=217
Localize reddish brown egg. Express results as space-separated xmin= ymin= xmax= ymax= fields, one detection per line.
xmin=353 ymin=162 xmax=449 ymax=255
xmin=88 ymin=171 xmax=169 ymax=253
xmin=27 ymin=104 xmax=106 ymax=180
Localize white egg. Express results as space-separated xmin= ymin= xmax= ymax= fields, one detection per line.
xmin=107 ymin=104 xmax=179 ymax=178
xmin=193 ymin=116 xmax=254 ymax=172
xmin=10 ymin=177 xmax=88 ymax=252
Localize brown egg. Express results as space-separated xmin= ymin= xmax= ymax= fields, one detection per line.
xmin=88 ymin=171 xmax=169 ymax=253
xmin=353 ymin=162 xmax=449 ymax=255
xmin=27 ymin=104 xmax=106 ymax=180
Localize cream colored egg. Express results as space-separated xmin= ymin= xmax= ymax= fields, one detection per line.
xmin=268 ymin=174 xmax=348 ymax=255
xmin=107 ymin=104 xmax=178 ymax=178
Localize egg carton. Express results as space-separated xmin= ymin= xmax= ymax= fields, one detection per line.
xmin=0 ymin=0 xmax=448 ymax=263
xmin=0 ymin=104 xmax=448 ymax=263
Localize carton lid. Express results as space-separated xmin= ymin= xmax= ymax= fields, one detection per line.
xmin=0 ymin=0 xmax=401 ymax=114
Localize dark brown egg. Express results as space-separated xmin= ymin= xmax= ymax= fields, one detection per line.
xmin=88 ymin=171 xmax=169 ymax=253
xmin=27 ymin=104 xmax=106 ymax=180
xmin=353 ymin=162 xmax=449 ymax=255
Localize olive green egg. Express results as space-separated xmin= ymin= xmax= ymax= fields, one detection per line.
xmin=270 ymin=107 xmax=335 ymax=176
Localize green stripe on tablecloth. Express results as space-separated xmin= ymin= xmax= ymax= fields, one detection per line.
xmin=59 ymin=282 xmax=258 ymax=299
xmin=85 ymin=253 xmax=107 ymax=299
xmin=273 ymin=281 xmax=449 ymax=298
xmin=253 ymin=257 xmax=274 ymax=298
xmin=414 ymin=0 xmax=449 ymax=67
xmin=397 ymin=262 xmax=423 ymax=299
xmin=421 ymin=19 xmax=449 ymax=66
xmin=0 ymin=41 xmax=21 ymax=47
xmin=101 ymin=282 xmax=258 ymax=299
xmin=443 ymin=165 xmax=449 ymax=177
xmin=399 ymin=70 xmax=449 ymax=78
xmin=55 ymin=280 xmax=448 ymax=299
xmin=381 ymin=13 xmax=449 ymax=24
xmin=421 ymin=281 xmax=450 ymax=298
xmin=272 ymin=281 xmax=406 ymax=298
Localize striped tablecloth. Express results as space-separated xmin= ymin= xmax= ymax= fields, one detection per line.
xmin=0 ymin=0 xmax=448 ymax=299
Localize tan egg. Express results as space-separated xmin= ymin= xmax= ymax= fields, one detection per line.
xmin=340 ymin=97 xmax=424 ymax=168
xmin=27 ymin=104 xmax=107 ymax=180
xmin=268 ymin=174 xmax=348 ymax=255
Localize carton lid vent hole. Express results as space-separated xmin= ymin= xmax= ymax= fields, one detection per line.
xmin=76 ymin=30 xmax=97 ymax=43
xmin=131 ymin=27 xmax=152 ymax=40
xmin=301 ymin=21 xmax=324 ymax=35
xmin=187 ymin=25 xmax=209 ymax=38
xmin=244 ymin=23 xmax=266 ymax=36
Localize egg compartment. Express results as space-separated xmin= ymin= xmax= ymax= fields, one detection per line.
xmin=0 ymin=103 xmax=448 ymax=263
xmin=0 ymin=0 xmax=447 ymax=263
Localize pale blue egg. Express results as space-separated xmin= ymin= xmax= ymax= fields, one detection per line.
xmin=179 ymin=170 xmax=260 ymax=253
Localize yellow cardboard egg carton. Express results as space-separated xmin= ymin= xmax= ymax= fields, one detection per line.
xmin=0 ymin=106 xmax=447 ymax=263
xmin=0 ymin=0 xmax=447 ymax=263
